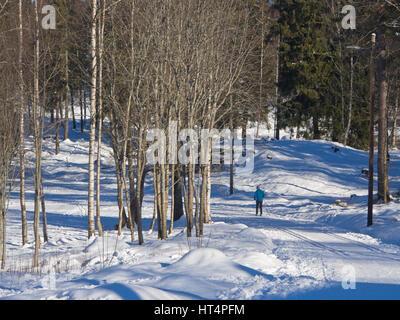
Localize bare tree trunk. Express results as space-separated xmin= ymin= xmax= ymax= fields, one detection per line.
xmin=169 ymin=165 xmax=175 ymax=235
xmin=80 ymin=89 xmax=84 ymax=133
xmin=55 ymin=94 xmax=60 ymax=155
xmin=133 ymin=176 xmax=144 ymax=244
xmin=109 ymin=116 xmax=126 ymax=234
xmin=194 ymin=166 xmax=201 ymax=237
xmin=199 ymin=165 xmax=207 ymax=236
xmin=0 ymin=206 xmax=3 ymax=268
xmin=229 ymin=108 xmax=234 ymax=195
xmin=367 ymin=33 xmax=376 ymax=227
xmin=343 ymin=54 xmax=354 ymax=146
xmin=391 ymin=117 xmax=397 ymax=148
xmin=205 ymin=143 xmax=212 ymax=224
xmin=390 ymin=94 xmax=399 ymax=149
xmin=115 ymin=156 xmax=126 ymax=234
xmin=149 ymin=179 xmax=157 ymax=232
xmin=123 ymin=0 xmax=136 ymax=243
xmin=71 ymin=90 xmax=76 ymax=130
xmin=159 ymin=163 xmax=168 ymax=240
xmin=40 ymin=74 xmax=48 ymax=244
xmin=1 ymin=205 xmax=5 ymax=269
xmin=33 ymin=0 xmax=41 ymax=269
xmin=88 ymin=0 xmax=98 ymax=238
xmin=18 ymin=0 xmax=27 ymax=246
xmin=181 ymin=166 xmax=190 ymax=235
xmin=377 ymin=25 xmax=390 ymax=203
xmin=64 ymin=50 xmax=69 ymax=141
xmin=40 ymin=175 xmax=48 ymax=243
xmin=127 ymin=139 xmax=136 ymax=226
xmin=199 ymin=131 xmax=211 ymax=230
xmin=154 ymin=109 xmax=168 ymax=240
xmin=95 ymin=0 xmax=106 ymax=237
xmin=187 ymin=164 xmax=194 ymax=237
xmin=134 ymin=126 xmax=145 ymax=244
xmin=84 ymin=90 xmax=87 ymax=128
xmin=275 ymin=33 xmax=280 ymax=140
xmin=59 ymin=96 xmax=64 ymax=120
xmin=1 ymin=173 xmax=7 ymax=269
xmin=154 ymin=166 xmax=162 ymax=239
xmin=173 ymin=165 xmax=184 ymax=221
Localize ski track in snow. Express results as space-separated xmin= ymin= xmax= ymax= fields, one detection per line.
xmin=1 ymin=124 xmax=400 ymax=299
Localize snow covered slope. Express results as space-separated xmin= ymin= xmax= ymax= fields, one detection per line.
xmin=1 ymin=127 xmax=400 ymax=300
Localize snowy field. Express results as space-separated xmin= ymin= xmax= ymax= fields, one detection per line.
xmin=1 ymin=124 xmax=400 ymax=300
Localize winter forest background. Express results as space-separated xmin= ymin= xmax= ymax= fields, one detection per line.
xmin=0 ymin=0 xmax=400 ymax=300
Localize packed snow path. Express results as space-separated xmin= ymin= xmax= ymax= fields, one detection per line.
xmin=2 ymin=127 xmax=400 ymax=299
xmin=214 ymin=212 xmax=400 ymax=297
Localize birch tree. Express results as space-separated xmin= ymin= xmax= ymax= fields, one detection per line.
xmin=18 ymin=0 xmax=28 ymax=245
xmin=96 ymin=0 xmax=106 ymax=237
xmin=88 ymin=0 xmax=98 ymax=238
xmin=0 ymin=5 xmax=19 ymax=268
xmin=32 ymin=0 xmax=42 ymax=269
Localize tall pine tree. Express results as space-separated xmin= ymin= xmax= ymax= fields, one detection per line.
xmin=278 ymin=0 xmax=336 ymax=139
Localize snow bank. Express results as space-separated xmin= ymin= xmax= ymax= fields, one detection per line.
xmin=2 ymin=125 xmax=400 ymax=300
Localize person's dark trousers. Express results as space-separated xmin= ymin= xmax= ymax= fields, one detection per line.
xmin=256 ymin=201 xmax=263 ymax=216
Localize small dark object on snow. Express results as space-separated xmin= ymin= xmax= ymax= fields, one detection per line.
xmin=361 ymin=168 xmax=369 ymax=176
xmin=334 ymin=194 xmax=357 ymax=208
xmin=267 ymin=155 xmax=273 ymax=160
xmin=331 ymin=146 xmax=340 ymax=153
xmin=334 ymin=200 xmax=348 ymax=207
xmin=392 ymin=190 xmax=400 ymax=199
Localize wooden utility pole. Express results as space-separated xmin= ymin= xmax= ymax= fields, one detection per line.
xmin=368 ymin=33 xmax=376 ymax=227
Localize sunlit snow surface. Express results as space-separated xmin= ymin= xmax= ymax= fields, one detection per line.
xmin=1 ymin=124 xmax=400 ymax=300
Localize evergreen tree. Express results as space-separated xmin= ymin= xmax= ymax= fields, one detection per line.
xmin=278 ymin=0 xmax=334 ymax=139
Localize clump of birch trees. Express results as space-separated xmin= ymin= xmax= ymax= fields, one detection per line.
xmin=98 ymin=0 xmax=258 ymax=240
xmin=0 ymin=0 xmax=274 ymax=269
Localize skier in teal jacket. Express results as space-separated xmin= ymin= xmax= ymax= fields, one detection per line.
xmin=254 ymin=186 xmax=265 ymax=216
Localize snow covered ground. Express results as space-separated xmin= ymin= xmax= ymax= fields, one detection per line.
xmin=1 ymin=123 xmax=400 ymax=300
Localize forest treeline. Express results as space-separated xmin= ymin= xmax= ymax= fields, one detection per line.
xmin=0 ymin=0 xmax=399 ymax=269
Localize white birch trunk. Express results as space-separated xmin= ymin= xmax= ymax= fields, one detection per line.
xmin=96 ymin=0 xmax=106 ymax=237
xmin=18 ymin=0 xmax=28 ymax=245
xmin=88 ymin=0 xmax=98 ymax=238
xmin=33 ymin=0 xmax=41 ymax=269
